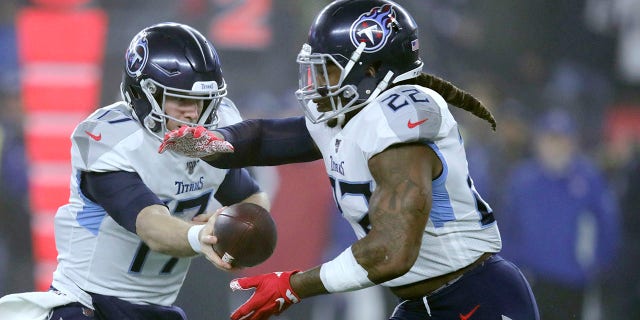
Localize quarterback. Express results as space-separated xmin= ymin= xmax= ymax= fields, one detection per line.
xmin=0 ymin=22 xmax=267 ymax=320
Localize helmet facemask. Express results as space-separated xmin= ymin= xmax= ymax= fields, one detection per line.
xmin=137 ymin=77 xmax=226 ymax=140
xmin=295 ymin=42 xmax=397 ymax=124
xmin=297 ymin=0 xmax=425 ymax=125
xmin=296 ymin=43 xmax=359 ymax=124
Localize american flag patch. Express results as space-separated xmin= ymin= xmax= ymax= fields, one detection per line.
xmin=411 ymin=39 xmax=419 ymax=51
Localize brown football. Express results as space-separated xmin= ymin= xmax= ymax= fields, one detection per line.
xmin=212 ymin=203 xmax=277 ymax=267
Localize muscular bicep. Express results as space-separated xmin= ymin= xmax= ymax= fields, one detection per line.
xmin=353 ymin=143 xmax=439 ymax=280
xmin=368 ymin=143 xmax=436 ymax=243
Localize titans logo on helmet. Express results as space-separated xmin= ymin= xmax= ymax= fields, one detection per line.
xmin=349 ymin=4 xmax=396 ymax=53
xmin=125 ymin=33 xmax=149 ymax=77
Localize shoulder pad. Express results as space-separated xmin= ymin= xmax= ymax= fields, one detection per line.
xmin=217 ymin=97 xmax=243 ymax=127
xmin=71 ymin=103 xmax=141 ymax=171
xmin=375 ymin=86 xmax=454 ymax=141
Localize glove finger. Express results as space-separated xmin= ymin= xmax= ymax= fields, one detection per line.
xmin=158 ymin=141 xmax=173 ymax=154
xmin=231 ymin=276 xmax=263 ymax=291
xmin=159 ymin=128 xmax=194 ymax=154
xmin=251 ymin=307 xmax=274 ymax=320
xmin=161 ymin=131 xmax=180 ymax=144
xmin=230 ymin=296 xmax=266 ymax=320
xmin=191 ymin=125 xmax=208 ymax=138
xmin=230 ymin=278 xmax=255 ymax=291
xmin=176 ymin=125 xmax=191 ymax=137
xmin=230 ymin=309 xmax=255 ymax=320
xmin=158 ymin=134 xmax=183 ymax=153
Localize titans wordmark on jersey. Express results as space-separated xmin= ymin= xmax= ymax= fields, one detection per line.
xmin=306 ymin=85 xmax=501 ymax=287
xmin=51 ymin=99 xmax=242 ymax=308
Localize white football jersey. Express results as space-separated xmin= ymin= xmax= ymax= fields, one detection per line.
xmin=306 ymin=85 xmax=501 ymax=287
xmin=51 ymin=98 xmax=242 ymax=307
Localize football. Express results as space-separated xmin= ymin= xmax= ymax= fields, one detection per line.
xmin=212 ymin=203 xmax=277 ymax=267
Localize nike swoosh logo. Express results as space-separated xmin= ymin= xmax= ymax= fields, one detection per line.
xmin=459 ymin=304 xmax=480 ymax=320
xmin=275 ymin=298 xmax=285 ymax=311
xmin=407 ymin=118 xmax=428 ymax=129
xmin=85 ymin=131 xmax=102 ymax=141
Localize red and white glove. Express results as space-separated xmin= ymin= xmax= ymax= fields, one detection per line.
xmin=158 ymin=126 xmax=234 ymax=158
xmin=230 ymin=271 xmax=301 ymax=320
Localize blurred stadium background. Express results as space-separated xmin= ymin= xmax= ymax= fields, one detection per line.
xmin=1 ymin=0 xmax=639 ymax=319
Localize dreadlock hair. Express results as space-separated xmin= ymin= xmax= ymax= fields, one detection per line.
xmin=397 ymin=73 xmax=497 ymax=131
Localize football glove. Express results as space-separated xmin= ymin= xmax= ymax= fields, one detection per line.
xmin=158 ymin=126 xmax=234 ymax=158
xmin=230 ymin=271 xmax=301 ymax=320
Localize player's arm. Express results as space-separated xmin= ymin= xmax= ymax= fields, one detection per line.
xmin=185 ymin=167 xmax=270 ymax=268
xmin=213 ymin=168 xmax=270 ymax=211
xmin=160 ymin=117 xmax=322 ymax=167
xmin=238 ymin=191 xmax=270 ymax=210
xmin=135 ymin=205 xmax=201 ymax=257
xmin=81 ymin=171 xmax=228 ymax=267
xmin=229 ymin=143 xmax=438 ymax=320
xmin=210 ymin=116 xmax=321 ymax=167
xmin=291 ymin=143 xmax=436 ymax=296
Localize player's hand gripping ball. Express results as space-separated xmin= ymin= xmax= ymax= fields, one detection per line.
xmin=213 ymin=203 xmax=277 ymax=267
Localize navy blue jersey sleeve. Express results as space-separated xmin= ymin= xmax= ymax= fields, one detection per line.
xmin=214 ymin=168 xmax=260 ymax=206
xmin=208 ymin=116 xmax=321 ymax=168
xmin=80 ymin=171 xmax=164 ymax=233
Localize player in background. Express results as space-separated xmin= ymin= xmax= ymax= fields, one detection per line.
xmin=0 ymin=22 xmax=268 ymax=320
xmin=160 ymin=1 xmax=539 ymax=319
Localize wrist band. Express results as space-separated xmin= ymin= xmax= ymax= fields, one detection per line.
xmin=187 ymin=224 xmax=205 ymax=253
xmin=319 ymin=247 xmax=374 ymax=293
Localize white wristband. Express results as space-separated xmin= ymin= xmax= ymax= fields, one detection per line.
xmin=319 ymin=247 xmax=374 ymax=293
xmin=187 ymin=224 xmax=205 ymax=254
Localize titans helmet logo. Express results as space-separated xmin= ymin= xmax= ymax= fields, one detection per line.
xmin=125 ymin=33 xmax=149 ymax=77
xmin=349 ymin=4 xmax=397 ymax=53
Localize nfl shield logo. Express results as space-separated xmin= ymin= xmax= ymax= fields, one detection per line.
xmin=186 ymin=160 xmax=199 ymax=174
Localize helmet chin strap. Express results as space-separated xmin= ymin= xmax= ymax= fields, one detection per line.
xmin=329 ymin=70 xmax=393 ymax=128
xmin=341 ymin=42 xmax=366 ymax=83
xmin=371 ymin=71 xmax=394 ymax=98
xmin=392 ymin=61 xmax=424 ymax=83
xmin=197 ymin=101 xmax=215 ymax=126
xmin=335 ymin=113 xmax=346 ymax=127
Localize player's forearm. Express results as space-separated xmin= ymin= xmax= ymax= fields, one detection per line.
xmin=240 ymin=191 xmax=271 ymax=212
xmin=203 ymin=117 xmax=321 ymax=168
xmin=289 ymin=267 xmax=328 ymax=298
xmin=293 ymin=245 xmax=379 ymax=298
xmin=136 ymin=204 xmax=199 ymax=257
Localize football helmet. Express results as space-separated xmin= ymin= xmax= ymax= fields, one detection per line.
xmin=120 ymin=22 xmax=227 ymax=140
xmin=296 ymin=0 xmax=424 ymax=124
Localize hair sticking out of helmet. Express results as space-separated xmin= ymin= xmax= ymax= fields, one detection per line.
xmin=295 ymin=0 xmax=423 ymax=124
xmin=120 ymin=22 xmax=227 ymax=140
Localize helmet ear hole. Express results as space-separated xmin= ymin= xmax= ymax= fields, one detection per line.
xmin=144 ymin=116 xmax=161 ymax=132
xmin=367 ymin=61 xmax=382 ymax=77
xmin=355 ymin=75 xmax=378 ymax=98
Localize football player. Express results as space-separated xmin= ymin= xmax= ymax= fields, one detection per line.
xmin=0 ymin=22 xmax=268 ymax=320
xmin=160 ymin=1 xmax=540 ymax=319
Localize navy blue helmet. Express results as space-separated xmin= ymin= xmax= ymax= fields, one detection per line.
xmin=120 ymin=22 xmax=227 ymax=139
xmin=296 ymin=0 xmax=423 ymax=123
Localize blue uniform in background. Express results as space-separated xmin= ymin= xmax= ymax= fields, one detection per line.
xmin=501 ymin=156 xmax=619 ymax=285
xmin=499 ymin=109 xmax=620 ymax=319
